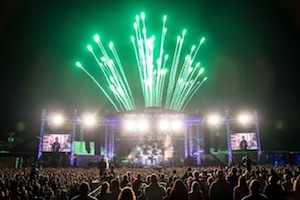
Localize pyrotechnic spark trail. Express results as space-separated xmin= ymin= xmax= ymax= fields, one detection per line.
xmin=76 ymin=12 xmax=207 ymax=111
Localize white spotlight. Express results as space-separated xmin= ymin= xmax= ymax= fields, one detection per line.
xmin=83 ymin=115 xmax=97 ymax=126
xmin=238 ymin=114 xmax=252 ymax=124
xmin=171 ymin=120 xmax=183 ymax=131
xmin=159 ymin=119 xmax=170 ymax=131
xmin=207 ymin=115 xmax=221 ymax=125
xmin=124 ymin=120 xmax=136 ymax=131
xmin=52 ymin=115 xmax=64 ymax=125
xmin=137 ymin=119 xmax=149 ymax=132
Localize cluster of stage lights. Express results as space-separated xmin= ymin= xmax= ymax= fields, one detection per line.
xmin=47 ymin=113 xmax=184 ymax=133
xmin=123 ymin=119 xmax=184 ymax=132
xmin=47 ymin=114 xmax=98 ymax=127
xmin=75 ymin=12 xmax=207 ymax=112
xmin=207 ymin=113 xmax=254 ymax=126
xmin=46 ymin=112 xmax=254 ymax=130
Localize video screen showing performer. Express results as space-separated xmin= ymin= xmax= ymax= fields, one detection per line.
xmin=230 ymin=132 xmax=258 ymax=151
xmin=42 ymin=134 xmax=71 ymax=152
xmin=239 ymin=136 xmax=248 ymax=150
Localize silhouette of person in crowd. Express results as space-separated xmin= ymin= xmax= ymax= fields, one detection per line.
xmin=241 ymin=179 xmax=268 ymax=200
xmin=168 ymin=179 xmax=189 ymax=200
xmin=144 ymin=174 xmax=166 ymax=200
xmin=98 ymin=158 xmax=107 ymax=178
xmin=118 ymin=186 xmax=136 ymax=200
xmin=71 ymin=181 xmax=97 ymax=200
xmin=209 ymin=170 xmax=232 ymax=200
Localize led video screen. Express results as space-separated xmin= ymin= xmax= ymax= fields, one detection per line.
xmin=42 ymin=133 xmax=71 ymax=152
xmin=230 ymin=132 xmax=258 ymax=151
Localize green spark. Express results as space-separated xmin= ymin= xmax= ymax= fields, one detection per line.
xmin=76 ymin=12 xmax=207 ymax=111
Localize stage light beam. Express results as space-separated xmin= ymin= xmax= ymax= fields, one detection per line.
xmin=171 ymin=120 xmax=183 ymax=131
xmin=82 ymin=115 xmax=97 ymax=126
xmin=207 ymin=114 xmax=221 ymax=125
xmin=137 ymin=119 xmax=149 ymax=132
xmin=238 ymin=114 xmax=252 ymax=124
xmin=52 ymin=115 xmax=64 ymax=126
xmin=159 ymin=119 xmax=170 ymax=131
xmin=124 ymin=120 xmax=136 ymax=131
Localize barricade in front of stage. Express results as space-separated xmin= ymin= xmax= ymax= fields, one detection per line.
xmin=76 ymin=155 xmax=104 ymax=167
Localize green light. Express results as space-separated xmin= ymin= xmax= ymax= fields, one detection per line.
xmin=94 ymin=34 xmax=100 ymax=42
xmin=199 ymin=67 xmax=204 ymax=74
xmin=76 ymin=13 xmax=207 ymax=111
xmin=109 ymin=76 xmax=114 ymax=83
xmin=109 ymin=42 xmax=113 ymax=49
xmin=87 ymin=45 xmax=93 ymax=52
xmin=191 ymin=45 xmax=195 ymax=52
xmin=75 ymin=62 xmax=82 ymax=68
xmin=200 ymin=37 xmax=205 ymax=44
xmin=141 ymin=12 xmax=145 ymax=20
xmin=117 ymin=87 xmax=124 ymax=95
xmin=76 ymin=60 xmax=121 ymax=112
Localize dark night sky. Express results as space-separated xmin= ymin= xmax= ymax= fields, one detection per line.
xmin=1 ymin=0 xmax=300 ymax=151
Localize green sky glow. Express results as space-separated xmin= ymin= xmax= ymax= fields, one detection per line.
xmin=76 ymin=12 xmax=207 ymax=111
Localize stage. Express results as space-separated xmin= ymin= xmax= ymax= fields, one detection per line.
xmin=38 ymin=108 xmax=262 ymax=167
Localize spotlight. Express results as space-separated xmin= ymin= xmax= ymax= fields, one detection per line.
xmin=82 ymin=114 xmax=97 ymax=126
xmin=159 ymin=119 xmax=170 ymax=131
xmin=124 ymin=120 xmax=136 ymax=131
xmin=238 ymin=114 xmax=252 ymax=124
xmin=171 ymin=120 xmax=183 ymax=131
xmin=207 ymin=114 xmax=221 ymax=125
xmin=52 ymin=114 xmax=64 ymax=126
xmin=137 ymin=119 xmax=149 ymax=132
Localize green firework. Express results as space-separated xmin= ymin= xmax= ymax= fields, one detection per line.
xmin=76 ymin=12 xmax=207 ymax=111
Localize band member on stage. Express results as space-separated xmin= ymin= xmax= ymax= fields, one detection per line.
xmin=52 ymin=137 xmax=61 ymax=152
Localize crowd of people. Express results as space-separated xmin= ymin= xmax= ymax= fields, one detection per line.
xmin=0 ymin=162 xmax=300 ymax=200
